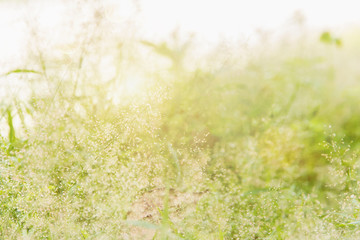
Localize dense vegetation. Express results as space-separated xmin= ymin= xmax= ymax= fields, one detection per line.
xmin=2 ymin=4 xmax=360 ymax=239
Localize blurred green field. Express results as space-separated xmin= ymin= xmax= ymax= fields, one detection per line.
xmin=2 ymin=7 xmax=360 ymax=239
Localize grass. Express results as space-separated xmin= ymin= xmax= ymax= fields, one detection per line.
xmin=2 ymin=5 xmax=360 ymax=239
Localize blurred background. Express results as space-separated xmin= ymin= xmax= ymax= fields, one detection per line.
xmin=1 ymin=0 xmax=360 ymax=68
xmin=1 ymin=0 xmax=360 ymax=137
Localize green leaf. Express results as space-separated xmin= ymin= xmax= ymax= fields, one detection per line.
xmin=334 ymin=38 xmax=342 ymax=47
xmin=7 ymin=108 xmax=15 ymax=144
xmin=81 ymin=229 xmax=89 ymax=239
xmin=2 ymin=69 xmax=41 ymax=77
xmin=320 ymin=32 xmax=332 ymax=44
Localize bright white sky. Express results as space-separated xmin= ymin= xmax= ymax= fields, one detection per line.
xmin=0 ymin=0 xmax=359 ymax=71
xmin=139 ymin=0 xmax=360 ymax=40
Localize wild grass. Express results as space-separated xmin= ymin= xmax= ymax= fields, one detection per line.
xmin=2 ymin=4 xmax=360 ymax=239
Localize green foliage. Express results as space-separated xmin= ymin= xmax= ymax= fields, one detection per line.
xmin=2 ymin=17 xmax=360 ymax=239
xmin=320 ymin=31 xmax=342 ymax=47
xmin=6 ymin=108 xmax=15 ymax=145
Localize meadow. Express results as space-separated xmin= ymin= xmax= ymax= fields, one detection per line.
xmin=2 ymin=4 xmax=360 ymax=239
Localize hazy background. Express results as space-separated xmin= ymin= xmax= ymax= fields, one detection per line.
xmin=1 ymin=0 xmax=360 ymax=69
